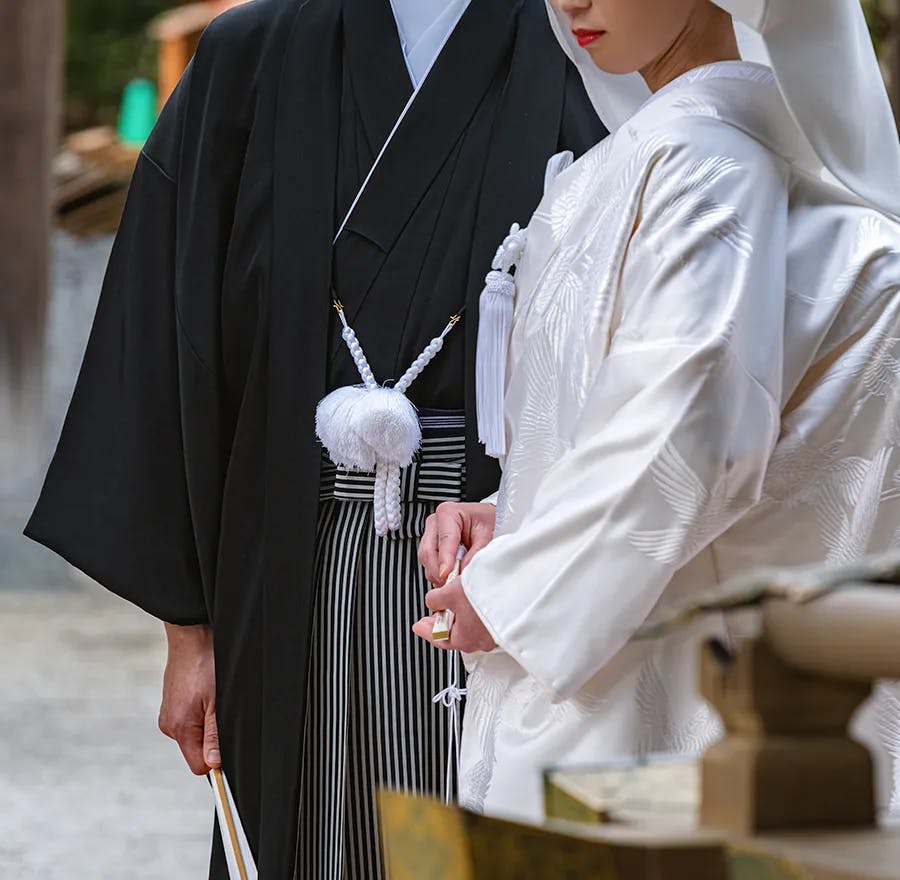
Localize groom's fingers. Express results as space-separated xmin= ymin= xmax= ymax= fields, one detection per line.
xmin=419 ymin=503 xmax=464 ymax=584
xmin=435 ymin=504 xmax=464 ymax=581
xmin=424 ymin=584 xmax=456 ymax=613
xmin=418 ymin=515 xmax=441 ymax=583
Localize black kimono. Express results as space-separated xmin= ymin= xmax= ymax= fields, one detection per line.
xmin=26 ymin=0 xmax=606 ymax=876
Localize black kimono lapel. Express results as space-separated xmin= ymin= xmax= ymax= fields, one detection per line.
xmin=341 ymin=0 xmax=412 ymax=163
xmin=335 ymin=0 xmax=522 ymax=323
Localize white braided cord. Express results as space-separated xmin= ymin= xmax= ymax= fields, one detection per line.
xmin=336 ymin=305 xmax=379 ymax=390
xmin=331 ymin=302 xmax=461 ymax=537
xmin=384 ymin=463 xmax=402 ymax=532
xmin=395 ymin=335 xmax=443 ymax=394
xmin=373 ymin=463 xmax=390 ymax=537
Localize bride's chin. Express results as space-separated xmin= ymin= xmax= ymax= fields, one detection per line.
xmin=583 ymin=48 xmax=641 ymax=77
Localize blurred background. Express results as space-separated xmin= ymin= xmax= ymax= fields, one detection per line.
xmin=0 ymin=1 xmax=897 ymax=878
xmin=1 ymin=3 xmax=248 ymax=877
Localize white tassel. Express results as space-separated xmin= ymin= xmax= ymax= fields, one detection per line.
xmin=316 ymin=386 xmax=421 ymax=473
xmin=317 ymin=384 xmax=419 ymax=538
xmin=316 ymin=386 xmax=378 ymax=471
xmin=474 ymin=153 xmax=571 ymax=460
xmin=353 ymin=387 xmax=421 ymax=469
xmin=317 ymin=302 xmax=458 ymax=536
xmin=476 ymin=271 xmax=515 ymax=458
xmin=476 ymin=224 xmax=527 ymax=459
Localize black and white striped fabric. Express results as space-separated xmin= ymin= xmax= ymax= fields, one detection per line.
xmin=297 ymin=411 xmax=466 ymax=880
xmin=319 ymin=411 xmax=467 ymax=505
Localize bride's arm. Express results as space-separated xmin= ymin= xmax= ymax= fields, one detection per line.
xmin=460 ymin=126 xmax=789 ymax=699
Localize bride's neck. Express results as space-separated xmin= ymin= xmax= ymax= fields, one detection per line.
xmin=641 ymin=8 xmax=740 ymax=93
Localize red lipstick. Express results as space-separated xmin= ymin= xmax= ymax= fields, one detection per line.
xmin=572 ymin=28 xmax=605 ymax=48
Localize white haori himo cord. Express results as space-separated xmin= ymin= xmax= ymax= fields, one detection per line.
xmin=316 ymin=301 xmax=461 ymax=537
xmin=210 ymin=768 xmax=257 ymax=880
xmin=476 ymin=151 xmax=573 ymax=459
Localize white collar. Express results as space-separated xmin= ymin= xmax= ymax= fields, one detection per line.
xmin=389 ymin=0 xmax=471 ymax=87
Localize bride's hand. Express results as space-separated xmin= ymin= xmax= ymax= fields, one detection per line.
xmin=413 ymin=580 xmax=497 ymax=655
xmin=418 ymin=501 xmax=496 ymax=585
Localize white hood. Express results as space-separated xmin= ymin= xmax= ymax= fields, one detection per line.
xmin=546 ymin=0 xmax=900 ymax=219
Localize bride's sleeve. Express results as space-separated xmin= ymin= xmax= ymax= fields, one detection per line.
xmin=461 ymin=126 xmax=789 ymax=699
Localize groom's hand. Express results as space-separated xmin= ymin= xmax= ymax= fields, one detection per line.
xmin=418 ymin=501 xmax=496 ymax=585
xmin=159 ymin=623 xmax=220 ymax=776
xmin=413 ymin=579 xmax=497 ymax=654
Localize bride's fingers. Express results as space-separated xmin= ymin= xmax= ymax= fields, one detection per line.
xmin=412 ymin=616 xmax=452 ymax=650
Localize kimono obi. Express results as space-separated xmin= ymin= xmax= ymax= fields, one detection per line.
xmin=319 ymin=409 xmax=466 ymax=504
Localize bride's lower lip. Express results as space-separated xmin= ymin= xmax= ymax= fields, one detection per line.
xmin=573 ymin=30 xmax=604 ymax=47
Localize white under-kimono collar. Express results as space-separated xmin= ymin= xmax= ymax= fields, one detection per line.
xmin=389 ymin=0 xmax=471 ymax=87
xmin=545 ymin=0 xmax=900 ymax=220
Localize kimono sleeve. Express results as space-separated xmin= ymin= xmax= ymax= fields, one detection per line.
xmin=462 ymin=125 xmax=789 ymax=699
xmin=25 ymin=75 xmax=212 ymax=625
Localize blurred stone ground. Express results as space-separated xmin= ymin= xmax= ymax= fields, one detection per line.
xmin=0 ymin=232 xmax=211 ymax=878
xmin=0 ymin=515 xmax=212 ymax=879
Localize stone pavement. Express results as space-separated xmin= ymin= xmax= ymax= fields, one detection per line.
xmin=0 ymin=558 xmax=212 ymax=879
xmin=1 ymin=231 xmax=211 ymax=878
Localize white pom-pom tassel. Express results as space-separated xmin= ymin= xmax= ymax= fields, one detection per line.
xmin=353 ymin=387 xmax=421 ymax=469
xmin=316 ymin=386 xmax=377 ymax=471
xmin=316 ymin=386 xmax=421 ymax=473
xmin=317 ymin=385 xmax=420 ymax=538
xmin=476 ymin=269 xmax=516 ymax=459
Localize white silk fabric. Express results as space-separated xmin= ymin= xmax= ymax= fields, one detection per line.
xmin=459 ymin=63 xmax=900 ymax=821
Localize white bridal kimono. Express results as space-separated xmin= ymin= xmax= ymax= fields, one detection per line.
xmin=459 ymin=61 xmax=900 ymax=821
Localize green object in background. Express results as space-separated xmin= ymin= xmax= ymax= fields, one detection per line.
xmin=117 ymin=78 xmax=158 ymax=146
xmin=729 ymin=849 xmax=808 ymax=880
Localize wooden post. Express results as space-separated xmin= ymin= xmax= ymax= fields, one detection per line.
xmin=699 ymin=637 xmax=875 ymax=835
xmin=0 ymin=0 xmax=63 ymax=468
xmin=157 ymin=34 xmax=194 ymax=109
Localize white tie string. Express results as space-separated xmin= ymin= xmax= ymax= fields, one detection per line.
xmin=432 ymin=649 xmax=467 ymax=805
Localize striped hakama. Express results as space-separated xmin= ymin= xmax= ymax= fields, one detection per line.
xmin=296 ymin=411 xmax=467 ymax=880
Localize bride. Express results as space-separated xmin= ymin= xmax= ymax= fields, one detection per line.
xmin=415 ymin=0 xmax=900 ymax=821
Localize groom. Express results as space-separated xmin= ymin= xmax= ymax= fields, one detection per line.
xmin=26 ymin=0 xmax=605 ymax=876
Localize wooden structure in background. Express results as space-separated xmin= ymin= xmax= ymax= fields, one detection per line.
xmin=149 ymin=0 xmax=250 ymax=106
xmin=53 ymin=128 xmax=139 ymax=238
xmin=382 ymin=555 xmax=900 ymax=880
xmin=0 ymin=0 xmax=62 ymax=413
